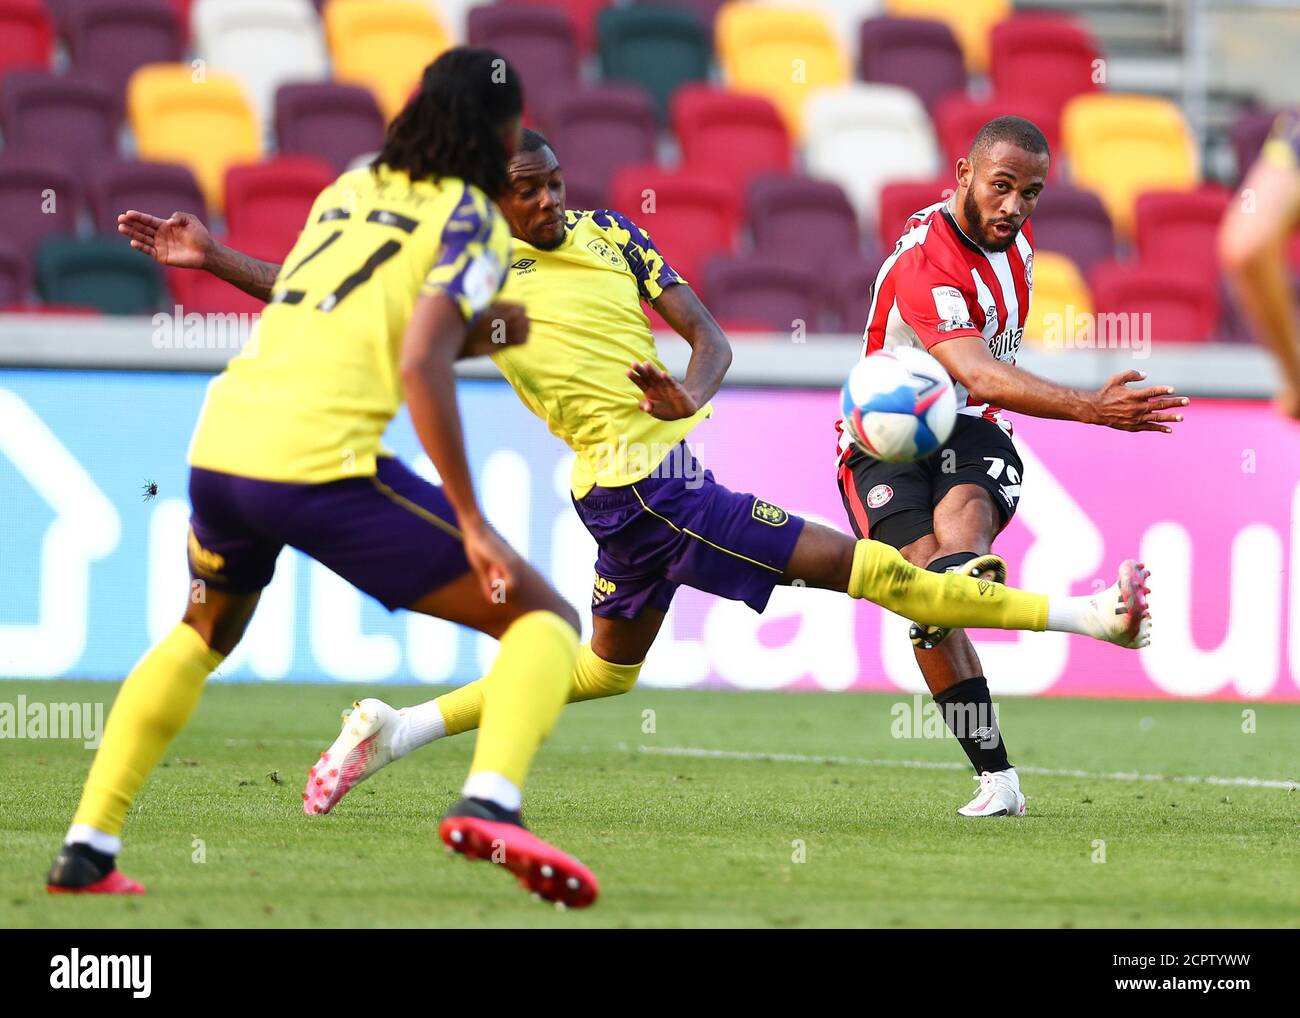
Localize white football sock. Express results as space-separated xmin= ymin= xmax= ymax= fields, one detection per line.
xmin=1046 ymin=596 xmax=1093 ymax=636
xmin=66 ymin=824 xmax=122 ymax=856
xmin=392 ymin=699 xmax=446 ymax=757
xmin=462 ymin=771 xmax=522 ymax=813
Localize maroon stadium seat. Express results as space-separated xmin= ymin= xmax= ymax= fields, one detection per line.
xmin=275 ymin=83 xmax=386 ymax=174
xmin=1 ymin=73 xmax=120 ymax=168
xmin=224 ymin=156 xmax=335 ymax=252
xmin=989 ymin=14 xmax=1101 ymax=118
xmin=877 ymin=179 xmax=952 ymax=250
xmin=0 ymin=0 xmax=54 ymax=83
xmin=700 ymin=252 xmax=828 ymax=331
xmin=1089 ymin=261 xmax=1218 ymax=344
xmin=0 ymin=150 xmax=80 ymax=261
xmin=832 ymin=250 xmax=888 ymax=334
xmin=672 ymin=86 xmax=791 ymax=190
xmin=505 ymin=0 xmax=613 ymax=53
xmin=747 ymin=173 xmax=861 ymax=263
xmin=66 ymin=0 xmax=184 ymax=99
xmin=1229 ymin=107 xmax=1283 ymax=184
xmin=1028 ymin=184 xmax=1115 ymax=275
xmin=608 ymin=164 xmax=738 ymax=286
xmin=468 ymin=5 xmax=579 ymax=121
xmin=0 ymin=237 xmax=31 ymax=306
xmin=858 ymin=16 xmax=966 ymax=113
xmin=543 ymin=85 xmax=657 ymax=206
xmin=933 ymin=94 xmax=1062 ymax=173
xmin=1134 ymin=187 xmax=1231 ymax=286
xmin=88 ymin=159 xmax=208 ymax=233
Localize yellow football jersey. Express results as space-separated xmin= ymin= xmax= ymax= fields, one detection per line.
xmin=493 ymin=208 xmax=711 ymax=497
xmin=188 ymin=165 xmax=512 ymax=482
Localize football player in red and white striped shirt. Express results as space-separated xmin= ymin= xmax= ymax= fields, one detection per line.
xmin=837 ymin=116 xmax=1190 ymax=818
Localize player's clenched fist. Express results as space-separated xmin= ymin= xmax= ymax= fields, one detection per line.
xmin=1092 ymin=369 xmax=1191 ymax=433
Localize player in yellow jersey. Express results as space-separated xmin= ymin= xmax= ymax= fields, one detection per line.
xmin=122 ymin=131 xmax=1154 ymax=822
xmin=46 ymin=50 xmax=599 ymax=907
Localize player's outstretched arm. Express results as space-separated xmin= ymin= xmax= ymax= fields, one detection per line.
xmin=401 ymin=292 xmax=520 ymax=600
xmin=117 ymin=210 xmax=282 ymax=301
xmin=629 ymin=283 xmax=733 ymax=420
xmin=930 ymin=336 xmax=1189 ymax=433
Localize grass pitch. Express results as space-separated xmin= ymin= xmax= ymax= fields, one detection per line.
xmin=2 ymin=680 xmax=1297 ymax=928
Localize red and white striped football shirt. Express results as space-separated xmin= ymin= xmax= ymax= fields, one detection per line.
xmin=837 ymin=200 xmax=1034 ymax=461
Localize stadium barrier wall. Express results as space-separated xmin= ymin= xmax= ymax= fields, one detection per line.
xmin=2 ymin=365 xmax=1296 ymax=702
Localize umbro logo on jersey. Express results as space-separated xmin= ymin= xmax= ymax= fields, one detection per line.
xmin=511 ymin=258 xmax=536 ymax=272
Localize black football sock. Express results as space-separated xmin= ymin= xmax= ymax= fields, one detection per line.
xmin=933 ymin=675 xmax=1012 ymax=774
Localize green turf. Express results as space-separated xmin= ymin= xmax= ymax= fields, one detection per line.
xmin=2 ymin=680 xmax=1297 ymax=928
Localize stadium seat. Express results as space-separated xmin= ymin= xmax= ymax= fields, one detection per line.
xmin=66 ymin=0 xmax=184 ymax=99
xmin=275 ymin=83 xmax=385 ymax=173
xmin=1228 ymin=107 xmax=1281 ymax=184
xmin=192 ymin=0 xmax=327 ymax=122
xmin=715 ymin=5 xmax=850 ymax=137
xmin=167 ymin=230 xmax=287 ymax=314
xmin=1022 ymin=250 xmax=1091 ymax=347
xmin=876 ymin=178 xmax=951 ymax=249
xmin=467 ymin=5 xmax=579 ymax=121
xmin=224 ymin=156 xmax=335 ymax=252
xmin=831 ymin=249 xmax=886 ymax=332
xmin=747 ymin=173 xmax=861 ymax=263
xmin=128 ymin=64 xmax=262 ymax=211
xmin=36 ymin=235 xmax=167 ymax=315
xmin=596 ymin=5 xmax=711 ymax=120
xmin=803 ymin=84 xmax=939 ymax=223
xmin=608 ymin=165 xmax=739 ymax=285
xmin=0 ymin=237 xmax=31 ymax=306
xmin=858 ymin=16 xmax=965 ymax=112
xmin=883 ymin=0 xmax=1009 ymax=72
xmin=0 ymin=151 xmax=80 ymax=261
xmin=1089 ymin=261 xmax=1218 ymax=344
xmin=1028 ymin=184 xmax=1115 ymax=275
xmin=0 ymin=0 xmax=53 ymax=84
xmin=933 ymin=94 xmax=1062 ymax=174
xmin=672 ymin=86 xmax=792 ymax=190
xmin=323 ymin=0 xmax=450 ymax=120
xmin=989 ymin=14 xmax=1102 ymax=118
xmin=1134 ymin=187 xmax=1231 ymax=287
xmin=0 ymin=73 xmax=120 ymax=169
xmin=700 ymin=252 xmax=829 ymax=331
xmin=543 ymin=85 xmax=657 ymax=206
xmin=1062 ymin=93 xmax=1198 ymax=236
xmin=506 ymin=0 xmax=613 ymax=53
xmin=88 ymin=159 xmax=209 ymax=234
xmin=749 ymin=0 xmax=885 ymax=64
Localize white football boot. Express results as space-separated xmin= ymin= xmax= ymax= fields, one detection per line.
xmin=303 ymin=698 xmax=404 ymax=816
xmin=1080 ymin=560 xmax=1152 ymax=649
xmin=957 ymin=768 xmax=1026 ymax=818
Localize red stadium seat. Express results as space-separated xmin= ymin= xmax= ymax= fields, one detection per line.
xmin=877 ymin=179 xmax=952 ymax=249
xmin=989 ymin=14 xmax=1102 ymax=118
xmin=0 ymin=0 xmax=54 ymax=84
xmin=933 ymin=94 xmax=1061 ymax=173
xmin=608 ymin=165 xmax=739 ymax=287
xmin=1134 ymin=187 xmax=1231 ymax=286
xmin=1089 ymin=261 xmax=1218 ymax=345
xmin=167 ymin=230 xmax=286 ymax=316
xmin=223 ymin=156 xmax=336 ymax=253
xmin=747 ymin=173 xmax=862 ymax=263
xmin=858 ymin=16 xmax=966 ymax=113
xmin=672 ymin=86 xmax=791 ymax=190
xmin=700 ymin=252 xmax=829 ymax=331
xmin=543 ymin=85 xmax=657 ymax=208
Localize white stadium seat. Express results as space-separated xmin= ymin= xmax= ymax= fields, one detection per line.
xmin=803 ymin=83 xmax=939 ymax=226
xmin=193 ymin=0 xmax=328 ymax=125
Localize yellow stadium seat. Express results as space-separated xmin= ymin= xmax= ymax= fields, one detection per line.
xmin=1024 ymin=251 xmax=1092 ymax=349
xmin=715 ymin=5 xmax=850 ymax=138
xmin=323 ymin=0 xmax=450 ymax=120
xmin=127 ymin=64 xmax=262 ymax=211
xmin=885 ymin=0 xmax=1009 ymax=72
xmin=1062 ymin=93 xmax=1198 ymax=237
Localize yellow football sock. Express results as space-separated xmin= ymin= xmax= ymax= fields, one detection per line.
xmin=72 ymin=622 xmax=225 ymax=837
xmin=436 ymin=642 xmax=642 ymax=735
xmin=847 ymin=539 xmax=1047 ymax=632
xmin=467 ymin=610 xmax=579 ymax=788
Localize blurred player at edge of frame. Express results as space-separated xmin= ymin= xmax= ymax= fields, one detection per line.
xmin=46 ymin=48 xmax=602 ymax=908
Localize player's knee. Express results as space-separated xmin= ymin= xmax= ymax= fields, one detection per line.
xmin=181 ymin=596 xmax=254 ymax=657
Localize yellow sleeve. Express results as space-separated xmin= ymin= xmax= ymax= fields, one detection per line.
xmin=421 ymin=184 xmax=511 ymax=322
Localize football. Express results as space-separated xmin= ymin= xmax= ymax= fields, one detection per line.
xmin=840 ymin=347 xmax=958 ymax=463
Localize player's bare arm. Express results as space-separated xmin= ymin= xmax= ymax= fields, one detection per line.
xmin=401 ymin=292 xmax=518 ymax=600
xmin=628 ymin=282 xmax=732 ymax=420
xmin=929 ymin=335 xmax=1190 ymax=433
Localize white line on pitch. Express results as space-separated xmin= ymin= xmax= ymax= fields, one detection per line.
xmin=632 ymin=745 xmax=1299 ymax=791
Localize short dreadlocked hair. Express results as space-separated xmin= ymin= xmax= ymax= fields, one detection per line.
xmin=373 ymin=47 xmax=523 ymax=197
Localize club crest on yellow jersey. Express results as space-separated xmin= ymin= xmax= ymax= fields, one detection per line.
xmin=586 ymin=237 xmax=626 ymax=270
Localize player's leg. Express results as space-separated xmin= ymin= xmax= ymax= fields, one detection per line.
xmin=48 ymin=468 xmax=277 ymax=893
